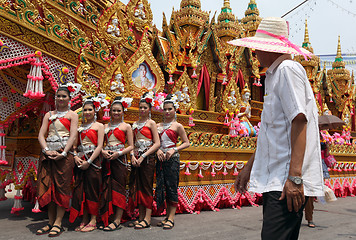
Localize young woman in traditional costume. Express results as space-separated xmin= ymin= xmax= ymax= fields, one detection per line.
xmin=100 ymin=97 xmax=134 ymax=231
xmin=128 ymin=92 xmax=160 ymax=229
xmin=156 ymin=94 xmax=190 ymax=229
xmin=36 ymin=85 xmax=78 ymax=237
xmin=69 ymin=97 xmax=104 ymax=232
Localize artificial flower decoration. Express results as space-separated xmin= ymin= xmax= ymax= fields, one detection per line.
xmin=58 ymin=82 xmax=82 ymax=98
xmin=112 ymin=97 xmax=133 ymax=111
xmin=86 ymin=93 xmax=110 ymax=112
xmin=141 ymin=91 xmax=155 ymax=107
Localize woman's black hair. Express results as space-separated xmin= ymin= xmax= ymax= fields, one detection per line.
xmin=83 ymin=96 xmax=95 ymax=109
xmin=111 ymin=96 xmax=124 ymax=110
xmin=139 ymin=92 xmax=152 ymax=109
xmin=163 ymin=94 xmax=176 ymax=110
xmin=56 ymin=86 xmax=71 ymax=98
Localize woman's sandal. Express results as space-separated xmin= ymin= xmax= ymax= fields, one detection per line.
xmin=36 ymin=223 xmax=52 ymax=235
xmin=157 ymin=218 xmax=168 ymax=227
xmin=81 ymin=223 xmax=97 ymax=232
xmin=103 ymin=222 xmax=121 ymax=232
xmin=48 ymin=225 xmax=65 ymax=238
xmin=308 ymin=221 xmax=316 ymax=228
xmin=163 ymin=219 xmax=174 ymax=230
xmin=75 ymin=222 xmax=86 ymax=232
xmin=134 ymin=220 xmax=150 ymax=230
xmin=128 ymin=220 xmax=139 ymax=228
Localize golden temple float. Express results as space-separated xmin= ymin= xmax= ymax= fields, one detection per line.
xmin=0 ymin=0 xmax=355 ymax=212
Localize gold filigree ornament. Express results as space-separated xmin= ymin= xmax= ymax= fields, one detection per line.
xmin=75 ymin=45 xmax=97 ymax=96
xmin=96 ymin=1 xmax=136 ymax=52
xmin=126 ymin=0 xmax=153 ymax=32
xmin=172 ymin=68 xmax=197 ymax=114
xmin=222 ymin=77 xmax=242 ymax=113
xmin=125 ymin=32 xmax=164 ymax=97
xmin=99 ymin=53 xmax=131 ymax=99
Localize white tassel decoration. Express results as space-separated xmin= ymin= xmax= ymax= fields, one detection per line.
xmin=11 ymin=189 xmax=24 ymax=214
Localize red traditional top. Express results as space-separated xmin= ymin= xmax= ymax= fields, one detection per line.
xmin=80 ymin=129 xmax=98 ymax=146
xmin=107 ymin=128 xmax=126 ymax=145
xmin=134 ymin=126 xmax=153 ymax=140
xmin=48 ymin=117 xmax=71 ymax=131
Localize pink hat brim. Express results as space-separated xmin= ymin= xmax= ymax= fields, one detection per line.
xmin=228 ymin=37 xmax=312 ymax=57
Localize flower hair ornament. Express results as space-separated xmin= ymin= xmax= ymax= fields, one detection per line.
xmin=141 ymin=91 xmax=155 ymax=107
xmin=153 ymin=92 xmax=167 ymax=111
xmin=112 ymin=97 xmax=133 ymax=111
xmin=57 ymin=82 xmax=82 ymax=98
xmin=164 ymin=93 xmax=180 ymax=110
xmin=83 ymin=93 xmax=110 ymax=112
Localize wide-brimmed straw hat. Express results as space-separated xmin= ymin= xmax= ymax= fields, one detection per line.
xmin=228 ymin=17 xmax=312 ymax=60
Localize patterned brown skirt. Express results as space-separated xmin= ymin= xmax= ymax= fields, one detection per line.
xmin=128 ymin=154 xmax=155 ymax=211
xmin=100 ymin=155 xmax=128 ymax=226
xmin=37 ymin=151 xmax=74 ymax=209
xmin=69 ymin=156 xmax=102 ymax=223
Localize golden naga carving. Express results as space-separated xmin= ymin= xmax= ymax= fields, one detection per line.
xmin=75 ymin=46 xmax=97 ymax=96
xmin=124 ymin=32 xmax=164 ymax=97
xmin=99 ymin=53 xmax=131 ymax=100
xmin=126 ymin=0 xmax=153 ymax=32
xmin=96 ymin=0 xmax=136 ymax=53
xmin=173 ymin=68 xmax=197 ymax=114
xmin=222 ymin=77 xmax=241 ymax=113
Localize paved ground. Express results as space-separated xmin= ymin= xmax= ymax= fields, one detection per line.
xmin=0 ymin=196 xmax=355 ymax=240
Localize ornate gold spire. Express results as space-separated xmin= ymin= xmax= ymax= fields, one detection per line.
xmin=175 ymin=0 xmax=208 ymax=27
xmin=216 ymin=0 xmax=242 ymax=39
xmin=241 ymin=0 xmax=262 ymax=37
xmin=336 ymin=35 xmax=342 ymax=59
xmin=180 ymin=0 xmax=201 ymax=9
xmin=301 ymin=19 xmax=314 ymax=54
xmin=304 ymin=19 xmax=310 ymax=44
xmin=332 ymin=36 xmax=345 ymax=69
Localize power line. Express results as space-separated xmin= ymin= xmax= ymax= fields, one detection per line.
xmin=281 ymin=0 xmax=309 ymax=18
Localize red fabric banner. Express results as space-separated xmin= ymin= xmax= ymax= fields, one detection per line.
xmin=196 ymin=64 xmax=210 ymax=108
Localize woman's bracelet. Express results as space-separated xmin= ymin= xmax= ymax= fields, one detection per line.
xmin=42 ymin=147 xmax=49 ymax=154
xmin=173 ymin=147 xmax=178 ymax=153
xmin=141 ymin=153 xmax=147 ymax=159
xmin=118 ymin=151 xmax=123 ymax=156
xmin=61 ymin=151 xmax=67 ymax=157
xmin=87 ymin=158 xmax=93 ymax=164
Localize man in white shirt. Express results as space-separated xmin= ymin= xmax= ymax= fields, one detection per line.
xmin=229 ymin=17 xmax=324 ymax=240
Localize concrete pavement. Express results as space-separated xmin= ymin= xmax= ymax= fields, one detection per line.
xmin=0 ymin=196 xmax=355 ymax=240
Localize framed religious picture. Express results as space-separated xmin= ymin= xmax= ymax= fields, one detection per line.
xmin=125 ymin=33 xmax=164 ymax=97
xmin=131 ymin=62 xmax=156 ymax=90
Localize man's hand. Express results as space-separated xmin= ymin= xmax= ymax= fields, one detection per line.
xmin=234 ymin=166 xmax=251 ymax=194
xmin=279 ymin=179 xmax=305 ymax=212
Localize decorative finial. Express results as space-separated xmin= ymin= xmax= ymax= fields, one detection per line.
xmin=336 ymin=35 xmax=342 ymax=59
xmin=224 ymin=0 xmax=230 ymax=8
xmin=304 ymin=19 xmax=310 ymax=44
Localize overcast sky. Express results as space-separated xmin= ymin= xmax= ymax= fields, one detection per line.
xmin=121 ymin=0 xmax=356 ymax=56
